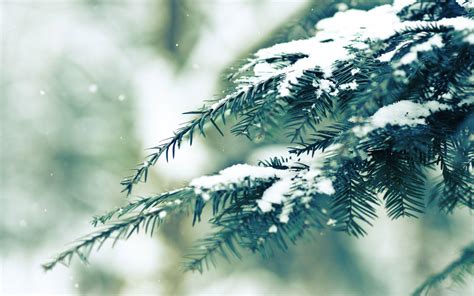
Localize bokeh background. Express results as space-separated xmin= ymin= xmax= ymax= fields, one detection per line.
xmin=1 ymin=0 xmax=472 ymax=295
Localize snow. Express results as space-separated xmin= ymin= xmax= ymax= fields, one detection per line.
xmin=398 ymin=35 xmax=444 ymax=65
xmin=458 ymin=97 xmax=474 ymax=107
xmin=314 ymin=178 xmax=335 ymax=195
xmin=317 ymin=5 xmax=403 ymax=41
xmin=404 ymin=17 xmax=474 ymax=32
xmin=253 ymin=62 xmax=278 ymax=77
xmin=209 ymin=95 xmax=231 ymax=111
xmin=456 ymin=0 xmax=474 ymax=9
xmin=314 ymin=79 xmax=338 ymax=98
xmin=196 ymin=190 xmax=211 ymax=201
xmin=257 ymin=199 xmax=273 ymax=213
xmin=242 ymin=0 xmax=473 ymax=97
xmin=319 ymin=79 xmax=335 ymax=93
xmin=279 ymin=210 xmax=290 ymax=224
xmin=268 ymin=225 xmax=278 ymax=233
xmin=190 ymin=163 xmax=287 ymax=201
xmin=247 ymin=2 xmax=414 ymax=97
xmin=372 ymin=101 xmax=449 ymax=127
xmin=252 ymin=144 xmax=340 ymax=220
xmin=351 ymin=68 xmax=360 ymax=76
xmin=377 ymin=41 xmax=410 ymax=62
xmin=464 ymin=33 xmax=474 ymax=44
xmin=336 ymin=3 xmax=348 ymax=12
xmin=203 ymin=0 xmax=472 ymax=106
xmin=352 ymin=100 xmax=451 ymax=137
xmin=257 ymin=176 xmax=293 ymax=213
xmin=339 ymin=81 xmax=358 ymax=91
xmin=298 ymin=165 xmax=335 ymax=197
xmin=393 ymin=69 xmax=406 ymax=77
xmin=326 ymin=218 xmax=337 ymax=227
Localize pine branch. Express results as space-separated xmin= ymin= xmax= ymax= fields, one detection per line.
xmin=43 ymin=191 xmax=194 ymax=271
xmin=183 ymin=224 xmax=242 ymax=273
xmin=367 ymin=150 xmax=426 ymax=219
xmin=284 ymin=70 xmax=335 ymax=143
xmin=121 ymin=75 xmax=285 ymax=195
xmin=331 ymin=158 xmax=379 ymax=237
xmin=412 ymin=243 xmax=474 ymax=296
xmin=432 ymin=130 xmax=474 ymax=212
xmin=289 ymin=123 xmax=348 ymax=156
xmin=185 ymin=186 xmax=272 ymax=272
xmin=91 ymin=188 xmax=192 ymax=226
xmin=230 ymin=78 xmax=284 ymax=139
xmin=46 ymin=0 xmax=474 ymax=277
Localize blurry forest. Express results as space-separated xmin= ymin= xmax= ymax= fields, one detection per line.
xmin=1 ymin=0 xmax=472 ymax=295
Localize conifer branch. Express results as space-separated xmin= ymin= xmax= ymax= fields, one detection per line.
xmin=120 ymin=75 xmax=284 ymax=196
xmin=45 ymin=1 xmax=474 ymax=284
xmin=43 ymin=190 xmax=194 ymax=271
xmin=412 ymin=243 xmax=474 ymax=296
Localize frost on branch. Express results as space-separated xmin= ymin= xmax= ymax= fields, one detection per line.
xmin=46 ymin=1 xmax=473 ymax=292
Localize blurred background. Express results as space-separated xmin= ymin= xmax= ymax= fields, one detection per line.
xmin=0 ymin=0 xmax=472 ymax=295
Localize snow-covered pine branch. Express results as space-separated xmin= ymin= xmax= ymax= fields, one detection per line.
xmin=46 ymin=0 xmax=473 ymax=293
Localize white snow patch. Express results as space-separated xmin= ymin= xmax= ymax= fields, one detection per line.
xmin=314 ymin=79 xmax=338 ymax=98
xmin=279 ymin=210 xmax=291 ymax=224
xmin=464 ymin=32 xmax=474 ymax=44
xmin=209 ymin=93 xmax=233 ymax=111
xmin=407 ymin=17 xmax=474 ymax=32
xmin=319 ymin=79 xmax=335 ymax=93
xmin=393 ymin=69 xmax=406 ymax=77
xmin=257 ymin=199 xmax=274 ymax=213
xmin=253 ymin=3 xmax=406 ymax=96
xmin=351 ymin=68 xmax=360 ymax=75
xmin=277 ymin=190 xmax=301 ymax=223
xmin=257 ymin=176 xmax=293 ymax=213
xmin=294 ymin=167 xmax=335 ymax=207
xmin=190 ymin=164 xmax=286 ymax=190
xmin=458 ymin=97 xmax=474 ymax=107
xmin=456 ymin=0 xmax=474 ymax=9
xmin=372 ymin=101 xmax=449 ymax=127
xmin=253 ymin=62 xmax=278 ymax=77
xmin=336 ymin=3 xmax=349 ymax=12
xmin=339 ymin=80 xmax=358 ymax=90
xmin=377 ymin=50 xmax=396 ymax=63
xmin=352 ymin=100 xmax=451 ymax=137
xmin=441 ymin=92 xmax=453 ymax=100
xmin=398 ymin=35 xmax=444 ymax=65
xmin=314 ymin=178 xmax=335 ymax=195
xmin=268 ymin=225 xmax=278 ymax=233
xmin=251 ymin=145 xmax=341 ymax=218
xmin=377 ymin=41 xmax=411 ymax=62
